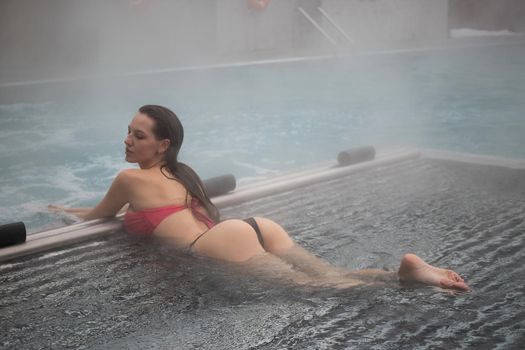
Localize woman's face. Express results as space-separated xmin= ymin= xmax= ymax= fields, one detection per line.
xmin=124 ymin=113 xmax=169 ymax=168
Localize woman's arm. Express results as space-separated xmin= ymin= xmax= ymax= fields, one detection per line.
xmin=82 ymin=171 xmax=130 ymax=220
xmin=48 ymin=204 xmax=130 ymax=220
xmin=49 ymin=171 xmax=131 ymax=220
xmin=48 ymin=206 xmax=93 ymax=219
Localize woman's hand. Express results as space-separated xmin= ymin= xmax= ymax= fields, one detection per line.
xmin=48 ymin=205 xmax=92 ymax=219
xmin=47 ymin=204 xmax=67 ymax=212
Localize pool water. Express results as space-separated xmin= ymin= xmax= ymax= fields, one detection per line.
xmin=1 ymin=158 xmax=524 ymax=349
xmin=0 ymin=43 xmax=524 ymax=232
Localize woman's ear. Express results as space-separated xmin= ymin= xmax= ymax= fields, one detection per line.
xmin=158 ymin=139 xmax=171 ymax=154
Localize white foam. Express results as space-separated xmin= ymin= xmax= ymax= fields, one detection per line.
xmin=46 ymin=166 xmax=103 ymax=204
xmin=0 ymin=200 xmax=47 ymax=218
xmin=13 ymin=165 xmax=99 ymax=204
xmin=0 ymin=102 xmax=53 ymax=113
xmin=0 ymin=124 xmax=79 ymax=158
xmin=87 ymin=155 xmax=129 ymax=171
xmin=0 ymin=153 xmax=131 ymax=233
xmin=37 ymin=241 xmax=104 ymax=260
xmin=232 ymin=160 xmax=280 ymax=176
xmin=0 ymin=261 xmax=24 ymax=270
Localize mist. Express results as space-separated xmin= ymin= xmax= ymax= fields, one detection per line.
xmin=0 ymin=0 xmax=521 ymax=86
xmin=2 ymin=3 xmax=525 ymax=349
xmin=0 ymin=0 xmax=524 ymax=232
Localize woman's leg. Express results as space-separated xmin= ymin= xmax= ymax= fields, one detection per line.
xmin=243 ymin=253 xmax=364 ymax=289
xmin=190 ymin=220 xmax=265 ymax=262
xmin=253 ymin=217 xmax=354 ymax=278
xmin=398 ymin=253 xmax=469 ymax=291
xmin=248 ymin=217 xmax=385 ymax=287
xmin=190 ymin=219 xmax=363 ymax=288
xmin=253 ymin=217 xmax=470 ymax=291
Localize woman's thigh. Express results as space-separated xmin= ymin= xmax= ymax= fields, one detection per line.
xmin=191 ymin=219 xmax=265 ymax=262
xmin=252 ymin=217 xmax=295 ymax=254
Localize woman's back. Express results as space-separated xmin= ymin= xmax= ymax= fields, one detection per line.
xmin=124 ymin=167 xmax=213 ymax=245
xmin=125 ymin=167 xmax=188 ymax=210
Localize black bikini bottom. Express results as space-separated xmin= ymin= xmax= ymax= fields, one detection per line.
xmin=188 ymin=217 xmax=265 ymax=250
xmin=243 ymin=217 xmax=265 ymax=248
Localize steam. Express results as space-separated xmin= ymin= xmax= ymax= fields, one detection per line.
xmin=0 ymin=1 xmax=524 ymax=233
xmin=1 ymin=0 xmax=523 ymax=86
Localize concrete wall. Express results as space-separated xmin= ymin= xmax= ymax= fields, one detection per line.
xmin=320 ymin=0 xmax=448 ymax=47
xmin=0 ymin=0 xmax=450 ymax=84
xmin=216 ymin=0 xmax=297 ymax=56
xmin=215 ymin=0 xmax=449 ymax=55
xmin=0 ymin=0 xmax=218 ymax=81
xmin=449 ymin=0 xmax=525 ymax=31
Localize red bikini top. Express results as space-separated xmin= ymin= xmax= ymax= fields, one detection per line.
xmin=123 ymin=197 xmax=215 ymax=235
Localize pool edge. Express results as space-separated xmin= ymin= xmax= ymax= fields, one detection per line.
xmin=0 ymin=149 xmax=420 ymax=263
xmin=2 ymin=148 xmax=525 ymax=263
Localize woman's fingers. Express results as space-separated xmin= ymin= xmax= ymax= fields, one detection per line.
xmin=48 ymin=204 xmax=66 ymax=212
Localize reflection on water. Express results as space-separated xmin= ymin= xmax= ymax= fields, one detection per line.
xmin=1 ymin=159 xmax=524 ymax=349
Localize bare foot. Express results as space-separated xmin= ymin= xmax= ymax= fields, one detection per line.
xmin=398 ymin=253 xmax=470 ymax=292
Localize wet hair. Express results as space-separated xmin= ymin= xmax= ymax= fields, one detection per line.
xmin=138 ymin=104 xmax=220 ymax=222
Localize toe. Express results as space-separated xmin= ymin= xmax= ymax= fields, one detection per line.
xmin=453 ymin=281 xmax=470 ymax=292
xmin=447 ymin=270 xmax=464 ymax=282
xmin=440 ymin=278 xmax=454 ymax=288
xmin=440 ymin=278 xmax=470 ymax=291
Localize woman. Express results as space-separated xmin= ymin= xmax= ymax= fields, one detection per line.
xmin=50 ymin=105 xmax=469 ymax=291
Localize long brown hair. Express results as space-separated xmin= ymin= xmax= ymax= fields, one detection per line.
xmin=138 ymin=105 xmax=220 ymax=222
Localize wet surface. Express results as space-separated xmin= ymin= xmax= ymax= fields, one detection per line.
xmin=1 ymin=159 xmax=524 ymax=349
xmin=2 ymin=43 xmax=525 ymax=234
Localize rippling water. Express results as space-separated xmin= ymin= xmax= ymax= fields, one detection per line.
xmin=1 ymin=43 xmax=525 ymax=233
xmin=1 ymin=159 xmax=524 ymax=349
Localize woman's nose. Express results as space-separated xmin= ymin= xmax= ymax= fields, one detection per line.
xmin=124 ymin=134 xmax=132 ymax=146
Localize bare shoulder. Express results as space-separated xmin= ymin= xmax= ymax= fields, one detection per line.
xmin=113 ymin=169 xmax=144 ymax=187
xmin=115 ymin=168 xmax=161 ymax=188
xmin=117 ymin=168 xmax=147 ymax=180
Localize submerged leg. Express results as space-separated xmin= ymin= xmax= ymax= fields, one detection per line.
xmin=276 ymin=249 xmax=470 ymax=291
xmin=253 ymin=218 xmax=397 ymax=286
xmin=252 ymin=217 xmax=470 ymax=291
xmin=252 ymin=217 xmax=345 ymax=277
xmin=244 ymin=252 xmax=364 ymax=290
xmin=203 ymin=218 xmax=467 ymax=290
